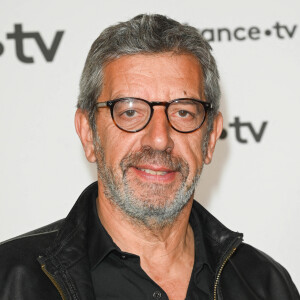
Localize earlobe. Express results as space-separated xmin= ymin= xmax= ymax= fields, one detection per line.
xmin=204 ymin=112 xmax=223 ymax=164
xmin=74 ymin=109 xmax=96 ymax=163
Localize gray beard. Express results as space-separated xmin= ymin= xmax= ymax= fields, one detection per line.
xmin=94 ymin=135 xmax=202 ymax=229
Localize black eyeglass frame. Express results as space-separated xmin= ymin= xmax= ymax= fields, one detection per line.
xmin=95 ymin=97 xmax=213 ymax=133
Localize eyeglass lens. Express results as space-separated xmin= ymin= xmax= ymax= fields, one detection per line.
xmin=112 ymin=98 xmax=206 ymax=132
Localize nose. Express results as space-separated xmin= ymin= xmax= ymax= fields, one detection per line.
xmin=140 ymin=107 xmax=174 ymax=152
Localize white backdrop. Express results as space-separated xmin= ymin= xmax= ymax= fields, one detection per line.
xmin=1 ymin=0 xmax=299 ymax=288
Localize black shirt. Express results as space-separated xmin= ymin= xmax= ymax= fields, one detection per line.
xmin=88 ymin=199 xmax=214 ymax=299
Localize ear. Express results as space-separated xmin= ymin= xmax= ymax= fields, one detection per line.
xmin=204 ymin=112 xmax=223 ymax=165
xmin=75 ymin=109 xmax=96 ymax=163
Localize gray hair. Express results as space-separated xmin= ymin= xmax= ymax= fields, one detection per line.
xmin=77 ymin=14 xmax=220 ymax=134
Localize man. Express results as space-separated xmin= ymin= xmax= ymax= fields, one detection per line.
xmin=0 ymin=14 xmax=299 ymax=300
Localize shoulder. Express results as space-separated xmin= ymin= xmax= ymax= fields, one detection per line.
xmin=0 ymin=220 xmax=64 ymax=299
xmin=0 ymin=219 xmax=63 ymax=254
xmin=220 ymin=243 xmax=300 ymax=299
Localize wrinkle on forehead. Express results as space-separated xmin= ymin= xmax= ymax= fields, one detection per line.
xmin=100 ymin=52 xmax=205 ymax=101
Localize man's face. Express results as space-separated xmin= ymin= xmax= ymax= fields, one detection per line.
xmin=79 ymin=52 xmax=222 ymax=227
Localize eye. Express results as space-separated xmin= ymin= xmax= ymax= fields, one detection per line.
xmin=177 ymin=110 xmax=190 ymax=118
xmin=168 ymin=101 xmax=198 ymax=121
xmin=123 ymin=110 xmax=137 ymax=118
xmin=175 ymin=109 xmax=195 ymax=119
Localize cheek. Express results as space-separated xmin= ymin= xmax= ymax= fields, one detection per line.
xmin=99 ymin=126 xmax=139 ymax=167
xmin=175 ymin=135 xmax=204 ymax=174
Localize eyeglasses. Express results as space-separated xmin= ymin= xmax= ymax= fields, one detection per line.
xmin=95 ymin=97 xmax=213 ymax=133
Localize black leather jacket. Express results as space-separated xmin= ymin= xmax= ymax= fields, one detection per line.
xmin=0 ymin=182 xmax=299 ymax=300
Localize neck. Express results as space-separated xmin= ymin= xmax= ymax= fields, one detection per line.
xmin=96 ymin=182 xmax=195 ymax=264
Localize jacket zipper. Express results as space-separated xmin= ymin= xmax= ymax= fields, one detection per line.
xmin=41 ymin=264 xmax=67 ymax=300
xmin=213 ymin=247 xmax=237 ymax=300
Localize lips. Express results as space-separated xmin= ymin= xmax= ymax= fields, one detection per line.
xmin=136 ymin=167 xmax=169 ymax=176
xmin=130 ymin=165 xmax=177 ymax=183
xmin=139 ymin=168 xmax=167 ymax=176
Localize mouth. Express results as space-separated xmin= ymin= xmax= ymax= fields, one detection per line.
xmin=136 ymin=167 xmax=169 ymax=176
xmin=130 ymin=165 xmax=177 ymax=183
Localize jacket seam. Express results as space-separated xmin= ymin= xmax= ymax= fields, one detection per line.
xmin=0 ymin=229 xmax=59 ymax=246
xmin=62 ymin=269 xmax=80 ymax=300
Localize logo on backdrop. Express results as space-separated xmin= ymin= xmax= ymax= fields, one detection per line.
xmin=201 ymin=22 xmax=297 ymax=42
xmin=0 ymin=24 xmax=64 ymax=63
xmin=220 ymin=117 xmax=267 ymax=143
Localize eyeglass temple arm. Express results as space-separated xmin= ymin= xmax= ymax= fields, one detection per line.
xmin=96 ymin=102 xmax=108 ymax=108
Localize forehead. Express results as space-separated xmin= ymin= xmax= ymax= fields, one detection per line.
xmin=99 ymin=52 xmax=205 ymax=101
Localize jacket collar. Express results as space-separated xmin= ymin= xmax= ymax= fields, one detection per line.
xmin=190 ymin=200 xmax=243 ymax=271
